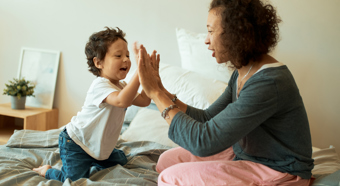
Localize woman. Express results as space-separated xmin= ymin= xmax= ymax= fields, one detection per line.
xmin=137 ymin=0 xmax=314 ymax=185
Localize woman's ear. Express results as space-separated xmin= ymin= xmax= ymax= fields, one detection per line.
xmin=93 ymin=57 xmax=102 ymax=69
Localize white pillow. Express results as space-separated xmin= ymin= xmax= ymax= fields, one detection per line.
xmin=121 ymin=64 xmax=227 ymax=146
xmin=312 ymin=146 xmax=340 ymax=177
xmin=160 ymin=63 xmax=228 ymax=109
xmin=121 ymin=108 xmax=178 ymax=148
xmin=176 ymin=28 xmax=234 ymax=83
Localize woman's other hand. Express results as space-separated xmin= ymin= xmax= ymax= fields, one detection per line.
xmin=149 ymin=49 xmax=165 ymax=91
xmin=138 ymin=45 xmax=162 ymax=99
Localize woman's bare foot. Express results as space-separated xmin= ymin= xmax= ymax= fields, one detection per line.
xmin=33 ymin=165 xmax=52 ymax=177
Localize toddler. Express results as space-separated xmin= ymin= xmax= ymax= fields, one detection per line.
xmin=33 ymin=27 xmax=151 ymax=182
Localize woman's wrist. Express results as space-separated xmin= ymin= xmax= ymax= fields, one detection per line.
xmin=160 ymin=87 xmax=171 ymax=97
xmin=159 ymin=87 xmax=177 ymax=103
xmin=148 ymin=88 xmax=164 ymax=100
xmin=171 ymin=94 xmax=177 ymax=102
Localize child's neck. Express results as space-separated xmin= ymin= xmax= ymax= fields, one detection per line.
xmin=101 ymin=76 xmax=121 ymax=87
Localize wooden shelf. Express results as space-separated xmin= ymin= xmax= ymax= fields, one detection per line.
xmin=0 ymin=124 xmax=22 ymax=145
xmin=0 ymin=103 xmax=58 ymax=144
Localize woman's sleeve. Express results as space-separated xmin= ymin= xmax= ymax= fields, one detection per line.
xmin=184 ymin=71 xmax=236 ymax=122
xmin=185 ymin=84 xmax=233 ymax=122
xmin=168 ymin=78 xmax=278 ymax=157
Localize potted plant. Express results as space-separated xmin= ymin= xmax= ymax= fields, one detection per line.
xmin=3 ymin=77 xmax=35 ymax=109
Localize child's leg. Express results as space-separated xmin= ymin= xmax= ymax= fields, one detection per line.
xmin=94 ymin=148 xmax=128 ymax=170
xmin=156 ymin=146 xmax=235 ymax=173
xmin=158 ymin=160 xmax=313 ymax=186
xmin=45 ymin=129 xmax=94 ymax=182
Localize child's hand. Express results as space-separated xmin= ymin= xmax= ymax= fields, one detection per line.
xmin=133 ymin=41 xmax=141 ymax=65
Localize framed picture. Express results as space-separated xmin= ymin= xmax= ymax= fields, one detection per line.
xmin=17 ymin=47 xmax=60 ymax=109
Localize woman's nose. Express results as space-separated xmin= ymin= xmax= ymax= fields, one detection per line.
xmin=204 ymin=35 xmax=210 ymax=45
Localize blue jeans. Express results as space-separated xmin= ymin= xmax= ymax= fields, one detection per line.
xmin=45 ymin=129 xmax=127 ymax=182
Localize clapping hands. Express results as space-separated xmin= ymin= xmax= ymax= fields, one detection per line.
xmin=135 ymin=43 xmax=163 ymax=99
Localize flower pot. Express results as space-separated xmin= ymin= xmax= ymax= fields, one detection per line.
xmin=11 ymin=96 xmax=26 ymax=110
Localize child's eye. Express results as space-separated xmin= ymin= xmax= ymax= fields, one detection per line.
xmin=126 ymin=55 xmax=130 ymax=58
xmin=115 ymin=55 xmax=121 ymax=58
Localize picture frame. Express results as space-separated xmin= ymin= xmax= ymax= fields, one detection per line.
xmin=17 ymin=47 xmax=60 ymax=109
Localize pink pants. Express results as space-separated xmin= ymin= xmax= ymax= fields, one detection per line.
xmin=156 ymin=147 xmax=313 ymax=186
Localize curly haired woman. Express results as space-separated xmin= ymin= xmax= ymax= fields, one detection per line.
xmin=136 ymin=0 xmax=315 ymax=185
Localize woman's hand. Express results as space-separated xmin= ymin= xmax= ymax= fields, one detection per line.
xmin=138 ymin=45 xmax=188 ymax=119
xmin=138 ymin=45 xmax=162 ymax=99
xmin=149 ymin=49 xmax=166 ymax=91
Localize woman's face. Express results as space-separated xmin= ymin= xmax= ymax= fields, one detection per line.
xmin=205 ymin=8 xmax=229 ymax=63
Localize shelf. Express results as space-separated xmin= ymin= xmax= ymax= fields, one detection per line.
xmin=0 ymin=103 xmax=55 ymax=119
xmin=0 ymin=103 xmax=59 ymax=144
xmin=0 ymin=124 xmax=22 ymax=145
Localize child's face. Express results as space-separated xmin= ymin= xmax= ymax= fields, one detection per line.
xmin=98 ymin=38 xmax=131 ymax=85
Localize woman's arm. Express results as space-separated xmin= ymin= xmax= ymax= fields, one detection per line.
xmin=138 ymin=45 xmax=187 ymax=124
xmin=158 ymin=86 xmax=188 ymax=113
xmin=138 ymin=45 xmax=233 ymax=123
xmin=169 ymin=78 xmax=278 ymax=157
xmin=184 ymin=84 xmax=233 ymax=122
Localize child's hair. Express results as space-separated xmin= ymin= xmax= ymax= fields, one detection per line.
xmin=85 ymin=27 xmax=127 ymax=76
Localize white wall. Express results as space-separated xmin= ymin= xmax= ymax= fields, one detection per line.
xmin=0 ymin=0 xmax=339 ymax=155
xmin=270 ymin=0 xmax=340 ymax=153
xmin=0 ymin=0 xmax=211 ymax=127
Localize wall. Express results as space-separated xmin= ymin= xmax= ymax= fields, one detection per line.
xmin=0 ymin=0 xmax=211 ymax=127
xmin=0 ymin=0 xmax=339 ymax=154
xmin=270 ymin=0 xmax=340 ymax=153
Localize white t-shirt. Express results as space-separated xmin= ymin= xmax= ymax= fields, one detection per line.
xmin=66 ymin=77 xmax=135 ymax=160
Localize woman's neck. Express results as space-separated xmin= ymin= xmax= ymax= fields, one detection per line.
xmin=237 ymin=54 xmax=278 ymax=77
xmin=236 ymin=54 xmax=278 ymax=95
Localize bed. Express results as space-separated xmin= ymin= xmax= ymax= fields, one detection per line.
xmin=1 ymin=28 xmax=339 ymax=186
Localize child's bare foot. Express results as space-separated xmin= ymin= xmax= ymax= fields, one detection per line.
xmin=33 ymin=165 xmax=52 ymax=177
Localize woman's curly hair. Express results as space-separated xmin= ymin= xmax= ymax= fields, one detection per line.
xmin=85 ymin=27 xmax=127 ymax=76
xmin=210 ymin=0 xmax=281 ymax=68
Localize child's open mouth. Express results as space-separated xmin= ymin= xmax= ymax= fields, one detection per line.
xmin=120 ymin=67 xmax=128 ymax=71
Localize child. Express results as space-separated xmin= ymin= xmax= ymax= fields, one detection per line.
xmin=33 ymin=27 xmax=151 ymax=182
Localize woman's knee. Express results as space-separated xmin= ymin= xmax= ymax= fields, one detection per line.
xmin=156 ymin=147 xmax=188 ymax=173
xmin=157 ymin=164 xmax=185 ymax=186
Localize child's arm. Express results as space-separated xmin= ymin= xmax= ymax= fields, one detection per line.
xmin=132 ymin=90 xmax=151 ymax=107
xmin=104 ymin=42 xmax=152 ymax=108
xmin=104 ymin=71 xmax=140 ymax=108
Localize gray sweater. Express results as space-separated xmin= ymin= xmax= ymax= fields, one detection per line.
xmin=169 ymin=65 xmax=314 ymax=179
